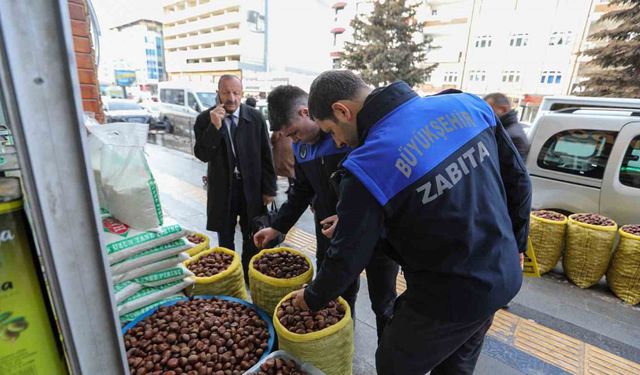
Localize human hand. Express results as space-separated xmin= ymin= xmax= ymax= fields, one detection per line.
xmin=209 ymin=104 xmax=226 ymax=130
xmin=253 ymin=227 xmax=281 ymax=249
xmin=291 ymin=288 xmax=309 ymax=310
xmin=263 ymin=194 xmax=275 ymax=206
xmin=320 ymin=215 xmax=338 ymax=238
xmin=520 ymin=253 xmax=525 ymax=270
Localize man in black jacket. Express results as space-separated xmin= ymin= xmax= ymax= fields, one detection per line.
xmin=291 ymin=71 xmax=531 ymax=375
xmin=484 ymin=92 xmax=530 ymax=161
xmin=193 ymin=75 xmax=276 ymax=277
xmin=253 ymin=85 xmax=399 ymax=339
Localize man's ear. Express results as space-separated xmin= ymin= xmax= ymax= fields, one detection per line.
xmin=299 ymin=106 xmax=310 ymax=118
xmin=331 ymin=102 xmax=351 ymax=122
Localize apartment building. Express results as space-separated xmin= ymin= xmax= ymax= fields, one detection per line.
xmin=423 ymin=0 xmax=613 ymax=121
xmin=162 ymin=0 xmax=266 ymax=83
xmin=329 ymin=1 xmax=375 ymax=69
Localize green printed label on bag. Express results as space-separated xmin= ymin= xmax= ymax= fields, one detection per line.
xmin=120 ymin=295 xmax=183 ymax=323
xmin=134 ymin=267 xmax=187 ymax=284
xmin=106 ymin=223 xmax=183 ymax=254
xmin=113 ymin=239 xmax=187 ymax=263
xmin=148 ymin=179 xmax=163 ymax=226
xmin=114 ymin=281 xmax=134 ymax=292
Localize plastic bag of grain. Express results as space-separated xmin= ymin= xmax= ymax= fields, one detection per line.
xmin=249 ymin=247 xmax=313 ymax=316
xmin=113 ymin=265 xmax=194 ymax=304
xmin=273 ymin=293 xmax=353 ymax=375
xmin=111 ymin=252 xmax=190 ymax=284
xmin=117 ymin=278 xmax=194 ymax=316
xmin=109 ymin=238 xmax=193 ymax=274
xmin=102 ymin=216 xmax=186 ymax=264
xmin=183 ymin=247 xmax=248 ymax=300
xmin=606 ymin=224 xmax=640 ymax=305
xmin=89 ymin=123 xmax=163 ymax=230
xmin=564 ymin=213 xmax=618 ymax=288
xmin=529 ymin=210 xmax=568 ymax=274
xmin=119 ymin=294 xmax=184 ymax=323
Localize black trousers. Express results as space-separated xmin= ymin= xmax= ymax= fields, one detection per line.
xmin=216 ymin=176 xmax=259 ymax=282
xmin=376 ymin=297 xmax=493 ymax=375
xmin=315 ymin=222 xmax=399 ymax=337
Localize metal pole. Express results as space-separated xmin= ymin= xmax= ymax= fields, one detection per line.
xmin=0 ymin=1 xmax=127 ymax=374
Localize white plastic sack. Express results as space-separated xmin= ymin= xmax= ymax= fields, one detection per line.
xmin=88 ymin=123 xmax=163 ymax=230
xmin=111 ymin=252 xmax=190 ymax=284
xmin=102 ymin=216 xmax=186 ymax=265
xmin=117 ymin=278 xmax=194 ymax=316
xmin=246 ymin=350 xmax=325 ymax=375
xmin=109 ymin=238 xmax=193 ymax=274
xmin=113 ymin=265 xmax=194 ymax=304
xmin=119 ymin=294 xmax=185 ymax=323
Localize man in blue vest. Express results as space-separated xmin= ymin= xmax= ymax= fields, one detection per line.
xmin=292 ymin=70 xmax=532 ymax=375
xmin=253 ymin=85 xmax=399 ymax=339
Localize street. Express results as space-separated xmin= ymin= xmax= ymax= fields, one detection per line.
xmin=146 ymin=139 xmax=640 ymax=375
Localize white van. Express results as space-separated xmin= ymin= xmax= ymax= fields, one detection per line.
xmin=526 ymin=96 xmax=640 ymax=225
xmin=157 ymin=81 xmax=217 ymax=136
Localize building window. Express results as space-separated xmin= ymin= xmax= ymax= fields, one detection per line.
xmin=540 ymin=71 xmax=562 ymax=84
xmin=469 ymin=70 xmax=486 ymax=82
xmin=537 ymin=130 xmax=617 ymax=179
xmin=443 ymin=72 xmax=459 ymax=83
xmin=332 ymin=58 xmax=341 ymax=69
xmin=509 ymin=33 xmax=528 ymax=47
xmin=474 ymin=35 xmax=493 ymax=48
xmin=549 ymin=31 xmax=573 ymax=46
xmin=501 ymin=70 xmax=520 ymax=83
xmin=431 ymin=9 xmax=438 ymax=16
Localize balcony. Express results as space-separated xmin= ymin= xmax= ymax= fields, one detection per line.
xmin=163 ymin=0 xmax=241 ymax=24
xmin=164 ymin=11 xmax=242 ymax=38
xmin=164 ymin=29 xmax=240 ymax=49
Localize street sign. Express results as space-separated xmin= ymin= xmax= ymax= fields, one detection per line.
xmin=114 ymin=69 xmax=136 ymax=86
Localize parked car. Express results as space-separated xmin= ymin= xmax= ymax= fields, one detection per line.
xmin=140 ymin=100 xmax=173 ymax=133
xmin=103 ymin=99 xmax=151 ymax=124
xmin=526 ymin=96 xmax=640 ymax=225
xmin=158 ymin=82 xmax=216 ymax=137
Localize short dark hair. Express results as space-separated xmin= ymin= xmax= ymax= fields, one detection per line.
xmin=308 ymin=70 xmax=369 ymax=121
xmin=218 ymin=74 xmax=241 ymax=90
xmin=245 ymin=96 xmax=257 ymax=107
xmin=267 ymin=85 xmax=308 ymax=131
xmin=483 ymin=92 xmax=511 ymax=107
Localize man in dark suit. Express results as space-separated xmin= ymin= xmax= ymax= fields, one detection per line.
xmin=484 ymin=92 xmax=530 ymax=161
xmin=194 ymin=75 xmax=277 ymax=277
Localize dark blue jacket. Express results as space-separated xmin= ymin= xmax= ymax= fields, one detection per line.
xmin=271 ymin=133 xmax=351 ymax=234
xmin=305 ymin=82 xmax=532 ymax=322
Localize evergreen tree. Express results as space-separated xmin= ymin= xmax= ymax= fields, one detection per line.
xmin=342 ymin=0 xmax=436 ymax=87
xmin=577 ymin=0 xmax=640 ymax=97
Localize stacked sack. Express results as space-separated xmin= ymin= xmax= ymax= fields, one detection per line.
xmin=564 ymin=213 xmax=618 ymax=288
xmin=607 ymin=224 xmax=640 ymax=305
xmin=88 ymin=123 xmax=199 ymax=323
xmin=249 ymin=247 xmax=314 ymax=316
xmin=273 ymin=293 xmax=354 ymax=375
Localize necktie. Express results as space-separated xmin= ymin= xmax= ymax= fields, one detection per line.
xmin=226 ymin=115 xmax=238 ymax=171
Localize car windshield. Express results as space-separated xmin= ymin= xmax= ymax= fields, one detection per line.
xmin=108 ymin=101 xmax=142 ymax=111
xmin=196 ymin=92 xmax=216 ymax=108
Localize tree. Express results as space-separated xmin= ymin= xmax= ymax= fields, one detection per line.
xmin=342 ymin=0 xmax=436 ymax=88
xmin=577 ymin=0 xmax=640 ymax=97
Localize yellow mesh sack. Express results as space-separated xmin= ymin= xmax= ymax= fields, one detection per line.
xmin=185 ymin=232 xmax=209 ymax=257
xmin=249 ymin=247 xmax=314 ymax=316
xmin=606 ymin=228 xmax=640 ymax=305
xmin=529 ymin=212 xmax=568 ymax=274
xmin=183 ymin=247 xmax=248 ymax=300
xmin=563 ymin=214 xmax=618 ymax=288
xmin=273 ymin=293 xmax=354 ymax=375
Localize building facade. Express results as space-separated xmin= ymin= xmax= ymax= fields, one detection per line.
xmin=161 ymin=0 xmax=266 ymax=83
xmin=110 ymin=19 xmax=167 ymax=85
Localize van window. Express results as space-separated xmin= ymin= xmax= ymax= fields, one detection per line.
xmin=187 ymin=93 xmax=198 ymax=111
xmin=537 ymin=129 xmax=617 ymax=179
xmin=620 ymin=135 xmax=640 ymax=188
xmin=160 ymin=89 xmax=185 ymax=106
